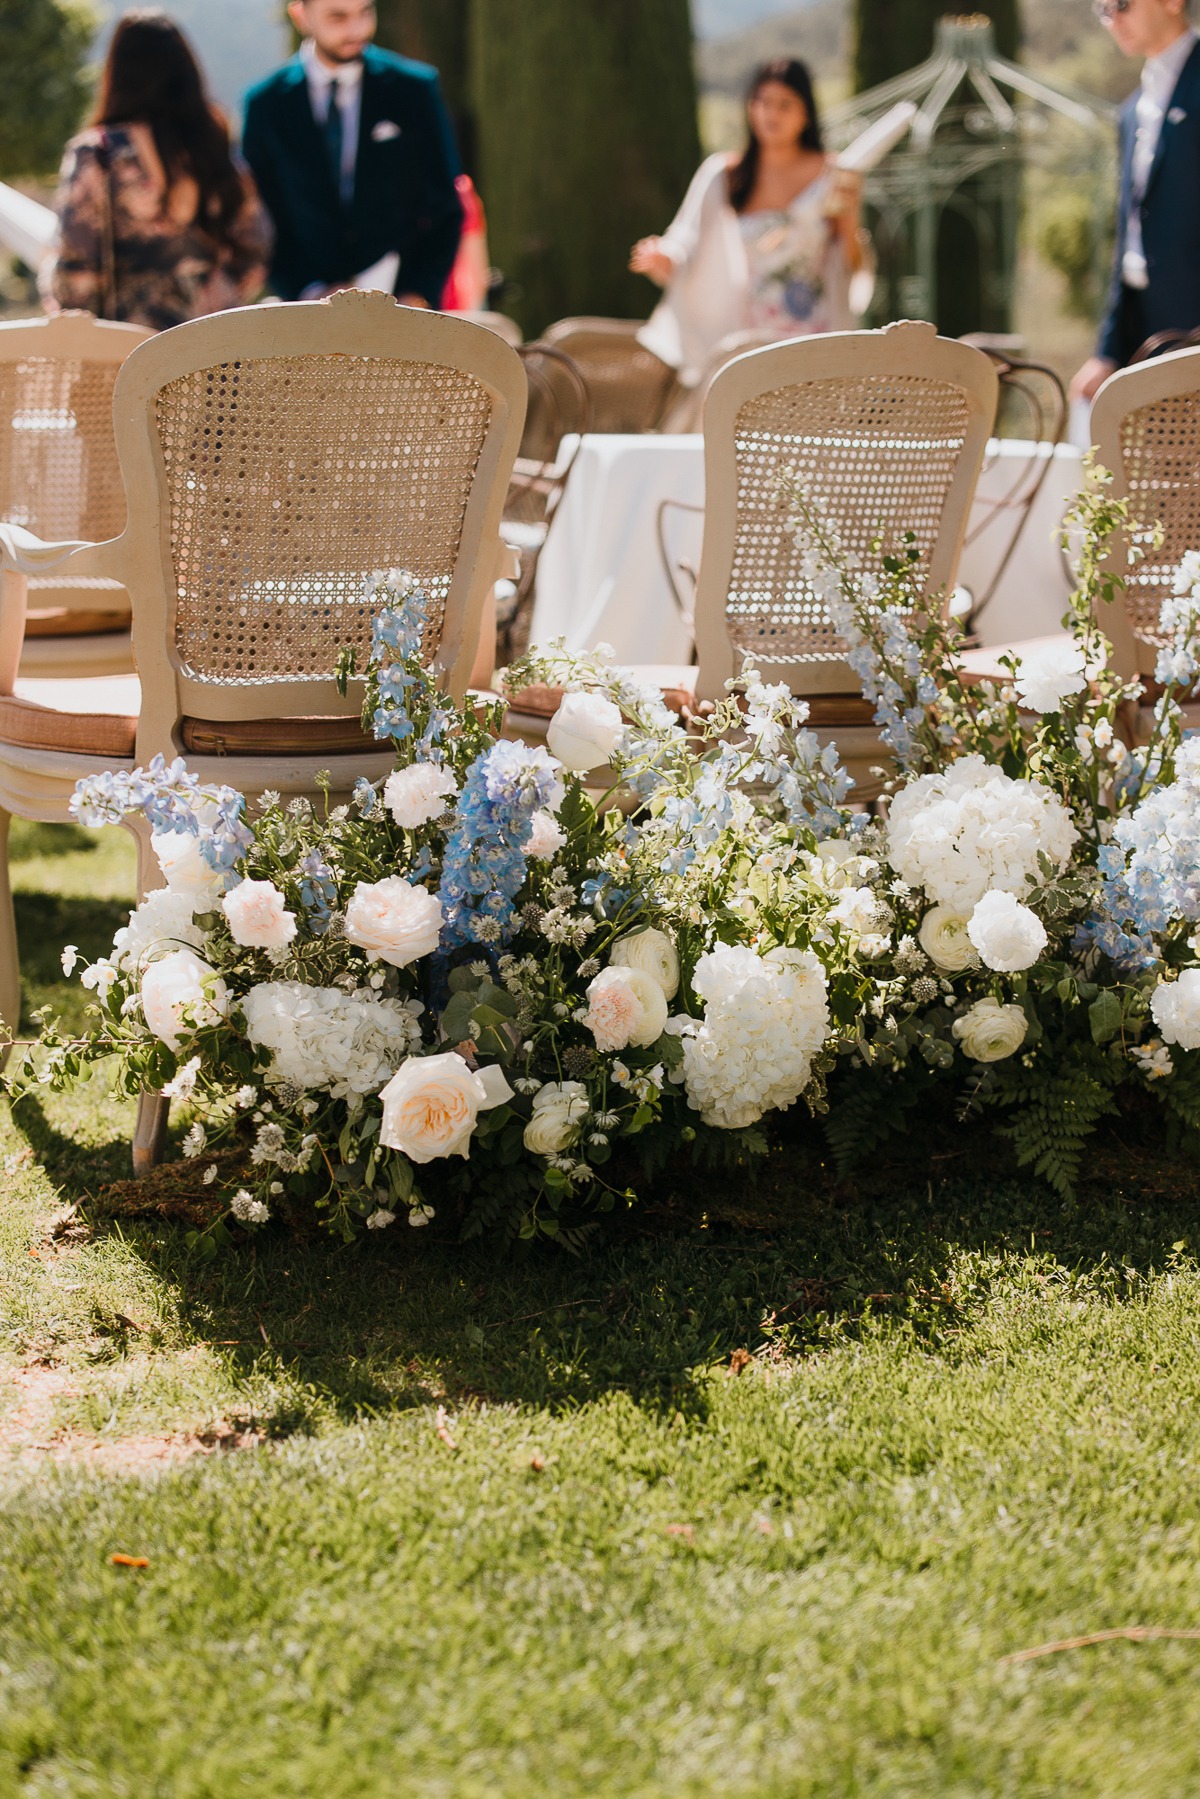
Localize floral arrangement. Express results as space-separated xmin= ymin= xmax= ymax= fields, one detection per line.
xmin=14 ymin=465 xmax=1200 ymax=1247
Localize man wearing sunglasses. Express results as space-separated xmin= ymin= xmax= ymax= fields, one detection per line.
xmin=1070 ymin=0 xmax=1199 ymax=402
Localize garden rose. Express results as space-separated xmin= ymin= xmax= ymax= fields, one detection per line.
xmin=378 ymin=1052 xmax=513 ymax=1162
xmin=583 ymin=965 xmax=668 ymax=1052
xmin=222 ymin=878 xmax=297 ymax=951
xmin=547 ymin=691 xmax=623 ymax=772
xmin=140 ymin=948 xmax=228 ymax=1051
xmin=523 ymin=1081 xmax=589 ymax=1156
xmin=383 ymin=762 xmax=458 ymax=829
xmin=1014 ymin=640 xmax=1088 ymax=713
xmin=952 ymin=997 xmax=1027 ymax=1063
xmin=1151 ymin=969 xmax=1200 ymax=1051
xmin=609 ymin=926 xmax=680 ymax=999
xmin=344 ymin=876 xmax=443 ymax=966
xmin=967 ymin=890 xmax=1047 ymax=973
xmin=918 ymin=906 xmax=978 ymax=972
xmin=526 ymin=809 xmax=567 ymax=860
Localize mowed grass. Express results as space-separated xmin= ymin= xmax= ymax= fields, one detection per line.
xmin=4 ymin=824 xmax=1200 ymax=1796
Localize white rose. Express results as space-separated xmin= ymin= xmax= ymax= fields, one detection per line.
xmin=523 ymin=1080 xmax=590 ymax=1156
xmin=383 ymin=762 xmax=458 ymax=829
xmin=222 ymin=878 xmax=297 ymax=951
xmin=583 ymin=965 xmax=669 ymax=1052
xmin=151 ymin=817 xmax=226 ymax=907
xmin=952 ymin=997 xmax=1027 ymax=1063
xmin=526 ymin=809 xmax=567 ymax=860
xmin=345 ymin=876 xmax=443 ymax=967
xmin=140 ymin=948 xmax=228 ymax=1051
xmin=1151 ymin=969 xmax=1200 ymax=1051
xmin=918 ymin=906 xmax=979 ymax=972
xmin=967 ymin=890 xmax=1047 ymax=973
xmin=378 ymin=1052 xmax=513 ymax=1163
xmin=609 ymin=926 xmax=680 ymax=999
xmin=546 ymin=691 xmax=624 ymax=772
xmin=1014 ymin=640 xmax=1089 ymax=713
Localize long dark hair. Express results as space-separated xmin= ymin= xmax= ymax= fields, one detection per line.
xmin=92 ymin=10 xmax=245 ymax=243
xmin=727 ymin=58 xmax=824 ymax=214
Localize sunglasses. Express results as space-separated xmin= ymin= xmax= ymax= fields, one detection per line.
xmin=1092 ymin=0 xmax=1132 ymax=17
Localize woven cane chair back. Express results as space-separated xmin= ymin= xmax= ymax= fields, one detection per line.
xmin=101 ymin=293 xmax=525 ymax=758
xmin=1091 ymin=346 xmax=1200 ymax=677
xmin=693 ymin=322 xmax=998 ymax=702
xmin=541 ymin=316 xmax=678 ymax=434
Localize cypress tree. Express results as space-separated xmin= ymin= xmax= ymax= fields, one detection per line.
xmin=374 ymin=0 xmax=470 ymax=136
xmin=469 ymin=0 xmax=701 ymax=337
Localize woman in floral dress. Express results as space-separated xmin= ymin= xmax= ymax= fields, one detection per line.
xmin=42 ymin=11 xmax=270 ymax=331
xmin=632 ymin=58 xmax=865 ymax=388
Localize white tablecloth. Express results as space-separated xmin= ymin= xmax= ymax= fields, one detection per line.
xmin=529 ymin=432 xmax=1085 ymax=665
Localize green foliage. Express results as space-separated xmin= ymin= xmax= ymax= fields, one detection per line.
xmin=1038 ymin=189 xmax=1113 ymax=322
xmin=0 ymin=0 xmax=95 ymax=180
xmin=989 ymin=1047 xmax=1121 ymax=1199
xmin=469 ymin=0 xmax=701 ymax=335
xmin=824 ymin=1062 xmax=939 ymax=1178
xmin=375 ymin=0 xmax=470 ymax=138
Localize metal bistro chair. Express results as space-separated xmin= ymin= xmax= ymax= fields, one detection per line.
xmin=540 ymin=316 xmax=679 ymax=434
xmin=496 ymin=341 xmax=591 ymax=662
xmin=504 ymin=322 xmax=998 ymax=796
xmin=0 ymin=291 xmax=526 ymax=1166
xmin=0 ymin=312 xmax=153 ymax=677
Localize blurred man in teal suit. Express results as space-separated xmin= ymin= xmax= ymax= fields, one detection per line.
xmin=242 ymin=0 xmax=462 ymax=307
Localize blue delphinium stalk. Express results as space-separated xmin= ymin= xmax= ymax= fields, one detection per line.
xmin=438 ymin=740 xmax=562 ymax=948
xmin=71 ymin=754 xmax=251 ymax=873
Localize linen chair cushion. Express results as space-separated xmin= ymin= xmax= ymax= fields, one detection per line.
xmin=25 ymin=607 xmax=130 ymax=638
xmin=0 ymin=673 xmax=140 ymax=756
xmin=179 ymin=715 xmax=378 ymax=756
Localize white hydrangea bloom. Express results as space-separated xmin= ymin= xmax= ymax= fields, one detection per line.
xmin=241 ymin=981 xmax=424 ymax=1099
xmin=1151 ymin=969 xmax=1200 ymax=1051
xmin=886 ymin=754 xmax=1076 ymax=912
xmin=113 ymin=887 xmax=205 ymax=974
xmin=676 ymin=944 xmax=829 ymax=1130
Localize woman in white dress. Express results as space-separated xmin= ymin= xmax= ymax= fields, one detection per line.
xmin=631 ymin=59 xmax=864 ymax=390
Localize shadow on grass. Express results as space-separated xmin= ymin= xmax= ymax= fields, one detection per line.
xmin=34 ymin=1105 xmax=1200 ymax=1432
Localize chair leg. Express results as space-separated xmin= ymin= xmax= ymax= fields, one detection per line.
xmin=125 ymin=815 xmax=169 ymax=1177
xmin=133 ymin=1091 xmax=169 ymax=1177
xmin=0 ymin=806 xmax=19 ymax=1066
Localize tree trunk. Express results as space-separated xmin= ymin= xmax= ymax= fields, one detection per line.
xmin=469 ymin=0 xmax=701 ymax=338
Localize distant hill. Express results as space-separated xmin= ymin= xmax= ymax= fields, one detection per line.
xmin=691 ymin=0 xmax=813 ymax=38
xmin=92 ymin=2 xmax=288 ymax=125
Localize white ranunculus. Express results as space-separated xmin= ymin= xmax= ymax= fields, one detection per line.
xmin=583 ymin=965 xmax=669 ymax=1052
xmin=967 ymin=890 xmax=1047 ymax=973
xmin=222 ymin=878 xmax=297 ymax=952
xmin=383 ymin=762 xmax=458 ymax=829
xmin=609 ymin=926 xmax=680 ymax=999
xmin=140 ymin=948 xmax=228 ymax=1051
xmin=151 ymin=803 xmax=226 ymax=906
xmin=886 ymin=754 xmax=1077 ymax=912
xmin=918 ymin=905 xmax=978 ymax=972
xmin=378 ymin=1052 xmax=513 ymax=1163
xmin=1013 ymin=640 xmax=1089 ymax=713
xmin=952 ymin=997 xmax=1027 ymax=1063
xmin=526 ymin=809 xmax=567 ymax=860
xmin=344 ymin=876 xmax=443 ymax=967
xmin=523 ymin=1080 xmax=590 ymax=1156
xmin=546 ymin=691 xmax=624 ymax=772
xmin=1151 ymin=969 xmax=1200 ymax=1051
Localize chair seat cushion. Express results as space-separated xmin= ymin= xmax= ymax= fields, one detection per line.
xmin=25 ymin=607 xmax=131 ymax=639
xmin=0 ymin=673 xmax=141 ymax=756
xmin=180 ymin=715 xmax=377 ymax=756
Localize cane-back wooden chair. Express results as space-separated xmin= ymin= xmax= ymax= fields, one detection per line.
xmin=505 ymin=322 xmax=997 ymax=793
xmin=0 ymin=291 xmax=526 ymax=1162
xmin=540 ymin=317 xmax=679 ymax=434
xmin=0 ymin=312 xmax=152 ymax=677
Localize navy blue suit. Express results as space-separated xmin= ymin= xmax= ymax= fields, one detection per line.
xmin=242 ymin=46 xmax=462 ymax=307
xmin=1098 ymin=39 xmax=1200 ymax=365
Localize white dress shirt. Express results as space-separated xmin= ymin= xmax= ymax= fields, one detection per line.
xmin=1124 ymin=26 xmax=1197 ymax=289
xmin=299 ymin=37 xmax=362 ymax=204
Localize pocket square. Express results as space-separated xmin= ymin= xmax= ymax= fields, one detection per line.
xmin=1169 ymin=107 xmax=1187 ymax=124
xmin=372 ymin=120 xmax=402 ymax=142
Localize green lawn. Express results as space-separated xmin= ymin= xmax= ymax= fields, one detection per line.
xmin=5 ymin=823 xmax=1200 ymax=1797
